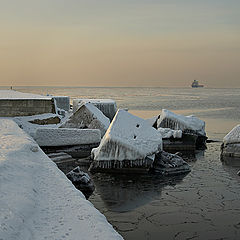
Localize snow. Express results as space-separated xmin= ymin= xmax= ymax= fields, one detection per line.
xmin=12 ymin=113 xmax=68 ymax=138
xmin=92 ymin=109 xmax=162 ymax=162
xmin=223 ymin=124 xmax=240 ymax=145
xmin=73 ymin=99 xmax=117 ymax=120
xmin=158 ymin=128 xmax=182 ymax=139
xmin=0 ymin=119 xmax=123 ymax=240
xmin=0 ymin=90 xmax=52 ymax=99
xmin=61 ymin=102 xmax=110 ymax=137
xmin=34 ymin=128 xmax=101 ymax=146
xmin=157 ymin=109 xmax=206 ymax=136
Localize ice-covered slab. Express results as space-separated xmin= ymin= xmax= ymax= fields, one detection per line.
xmin=34 ymin=128 xmax=101 ymax=146
xmin=61 ymin=102 xmax=110 ymax=137
xmin=158 ymin=128 xmax=182 ymax=139
xmin=0 ymin=119 xmax=123 ymax=240
xmin=73 ymin=99 xmax=117 ymax=120
xmin=157 ymin=109 xmax=206 ymax=136
xmin=91 ymin=109 xmax=162 ymax=170
xmin=223 ymin=125 xmax=240 ymax=146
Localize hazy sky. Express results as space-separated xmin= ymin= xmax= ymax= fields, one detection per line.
xmin=0 ymin=0 xmax=239 ymax=87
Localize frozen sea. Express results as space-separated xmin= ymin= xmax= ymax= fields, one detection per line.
xmin=3 ymin=86 xmax=240 ymax=239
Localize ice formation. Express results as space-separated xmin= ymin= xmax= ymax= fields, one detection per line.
xmin=73 ymin=99 xmax=117 ymax=120
xmin=34 ymin=128 xmax=101 ymax=147
xmin=0 ymin=119 xmax=123 ymax=240
xmin=223 ymin=125 xmax=240 ymax=146
xmin=158 ymin=127 xmax=182 ymax=139
xmin=157 ymin=109 xmax=206 ymax=136
xmin=90 ymin=109 xmax=162 ymax=171
xmin=61 ymin=102 xmax=110 ymax=137
xmin=221 ymin=125 xmax=240 ymax=159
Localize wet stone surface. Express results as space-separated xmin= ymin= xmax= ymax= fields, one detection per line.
xmin=88 ymin=142 xmax=240 ymax=240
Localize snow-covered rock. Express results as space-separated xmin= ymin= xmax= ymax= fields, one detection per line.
xmin=34 ymin=128 xmax=101 ymax=147
xmin=223 ymin=125 xmax=240 ymax=146
xmin=66 ymin=166 xmax=95 ymax=198
xmin=60 ymin=102 xmax=110 ymax=137
xmin=90 ymin=110 xmax=162 ymax=172
xmin=157 ymin=109 xmax=206 ymax=136
xmin=158 ymin=128 xmax=182 ymax=139
xmin=151 ymin=151 xmax=191 ymax=176
xmin=221 ymin=125 xmax=240 ymax=159
xmin=0 ymin=119 xmax=123 ymax=240
xmin=73 ymin=99 xmax=117 ymax=120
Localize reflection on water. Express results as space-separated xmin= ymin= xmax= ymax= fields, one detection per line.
xmin=91 ymin=173 xmax=188 ymax=212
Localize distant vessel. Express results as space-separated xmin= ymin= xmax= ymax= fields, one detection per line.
xmin=191 ymin=80 xmax=204 ymax=88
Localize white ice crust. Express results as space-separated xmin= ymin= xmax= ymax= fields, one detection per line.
xmin=92 ymin=109 xmax=162 ymax=161
xmin=223 ymin=124 xmax=240 ymax=145
xmin=157 ymin=109 xmax=206 ymax=136
xmin=34 ymin=128 xmax=101 ymax=146
xmin=158 ymin=128 xmax=182 ymax=139
xmin=0 ymin=119 xmax=122 ymax=240
xmin=0 ymin=90 xmax=52 ymax=99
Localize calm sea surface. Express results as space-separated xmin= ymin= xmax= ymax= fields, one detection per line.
xmin=3 ymin=86 xmax=240 ymax=239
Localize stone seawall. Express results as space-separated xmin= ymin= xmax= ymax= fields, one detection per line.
xmin=0 ymin=99 xmax=56 ymax=117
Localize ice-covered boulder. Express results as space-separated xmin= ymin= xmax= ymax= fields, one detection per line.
xmin=157 ymin=109 xmax=206 ymax=136
xmin=34 ymin=128 xmax=101 ymax=147
xmin=221 ymin=125 xmax=240 ymax=159
xmin=158 ymin=128 xmax=182 ymax=139
xmin=66 ymin=166 xmax=95 ymax=198
xmin=73 ymin=99 xmax=117 ymax=120
xmin=89 ymin=109 xmax=162 ymax=172
xmin=151 ymin=151 xmax=190 ymax=176
xmin=60 ymin=102 xmax=110 ymax=137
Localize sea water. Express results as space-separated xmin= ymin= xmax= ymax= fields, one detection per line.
xmin=5 ymin=86 xmax=240 ymax=239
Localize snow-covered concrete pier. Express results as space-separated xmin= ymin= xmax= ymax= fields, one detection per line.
xmin=0 ymin=119 xmax=123 ymax=240
xmin=0 ymin=90 xmax=56 ymax=117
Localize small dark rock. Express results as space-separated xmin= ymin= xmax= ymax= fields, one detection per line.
xmin=66 ymin=166 xmax=95 ymax=198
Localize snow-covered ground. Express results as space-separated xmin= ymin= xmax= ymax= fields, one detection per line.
xmin=0 ymin=90 xmax=51 ymax=99
xmin=0 ymin=119 xmax=123 ymax=240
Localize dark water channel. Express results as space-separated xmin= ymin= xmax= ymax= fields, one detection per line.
xmin=87 ymin=142 xmax=240 ymax=240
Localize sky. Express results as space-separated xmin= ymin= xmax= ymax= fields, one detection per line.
xmin=0 ymin=0 xmax=239 ymax=87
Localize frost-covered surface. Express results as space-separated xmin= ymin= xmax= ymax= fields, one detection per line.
xmin=157 ymin=109 xmax=206 ymax=136
xmin=61 ymin=102 xmax=110 ymax=137
xmin=34 ymin=128 xmax=101 ymax=146
xmin=73 ymin=99 xmax=117 ymax=120
xmin=92 ymin=109 xmax=162 ymax=162
xmin=223 ymin=124 xmax=240 ymax=146
xmin=0 ymin=90 xmax=51 ymax=99
xmin=12 ymin=113 xmax=69 ymax=138
xmin=0 ymin=119 xmax=123 ymax=240
xmin=158 ymin=128 xmax=182 ymax=139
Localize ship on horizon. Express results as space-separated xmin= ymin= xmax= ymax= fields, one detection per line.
xmin=191 ymin=80 xmax=204 ymax=88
